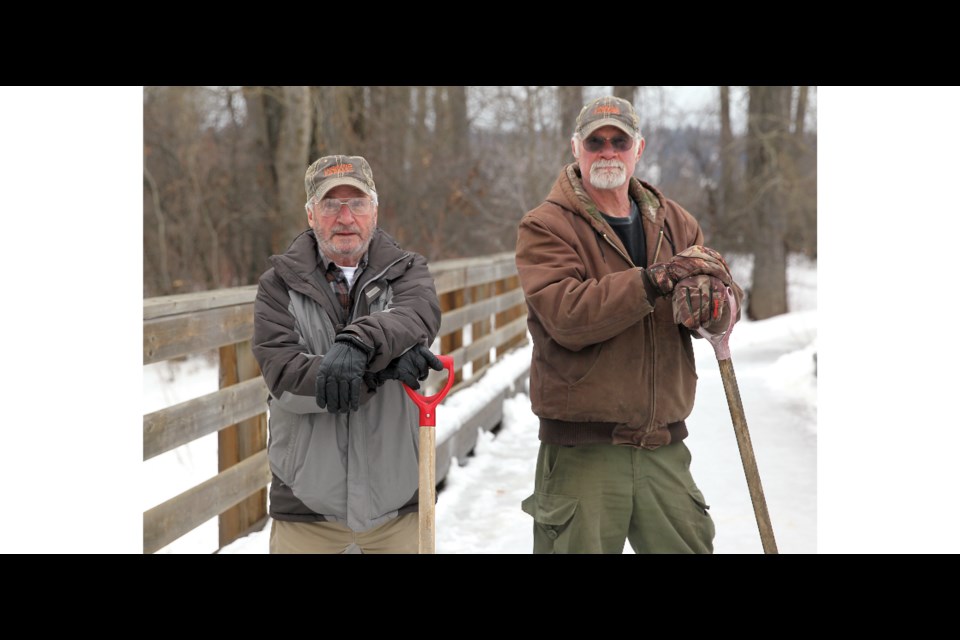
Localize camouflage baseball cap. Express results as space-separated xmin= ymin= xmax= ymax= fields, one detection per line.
xmin=304 ymin=155 xmax=377 ymax=202
xmin=575 ymin=96 xmax=641 ymax=139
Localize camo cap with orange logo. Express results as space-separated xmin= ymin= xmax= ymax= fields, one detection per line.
xmin=575 ymin=95 xmax=641 ymax=139
xmin=305 ymin=154 xmax=377 ymax=203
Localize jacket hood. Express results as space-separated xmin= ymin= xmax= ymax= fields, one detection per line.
xmin=548 ymin=163 xmax=667 ymax=232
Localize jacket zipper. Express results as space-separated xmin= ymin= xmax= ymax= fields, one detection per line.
xmin=348 ymin=253 xmax=410 ymax=324
xmin=599 ymin=232 xmax=635 ymax=268
xmin=345 ymin=252 xmax=409 ymax=525
xmin=647 ymin=228 xmax=665 ymax=434
xmin=652 ymin=229 xmax=664 ymax=265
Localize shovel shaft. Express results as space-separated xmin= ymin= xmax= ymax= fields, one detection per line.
xmin=404 ymin=354 xmax=454 ymax=555
xmin=718 ymin=357 xmax=779 ymax=554
xmin=419 ymin=426 xmax=436 ymax=554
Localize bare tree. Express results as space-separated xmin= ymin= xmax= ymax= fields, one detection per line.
xmin=240 ymin=87 xmax=312 ymax=254
xmin=144 ymin=85 xmax=815 ymax=298
xmin=794 ymin=86 xmax=809 ymax=139
xmin=785 ymin=86 xmax=816 ymax=258
xmin=613 ymin=85 xmax=638 ymax=103
xmin=719 ymin=86 xmax=737 ymax=220
xmin=557 ymin=85 xmax=583 ymax=164
xmin=746 ymin=85 xmax=792 ymax=320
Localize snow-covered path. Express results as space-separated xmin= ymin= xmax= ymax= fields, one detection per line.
xmin=432 ymin=311 xmax=817 ymax=554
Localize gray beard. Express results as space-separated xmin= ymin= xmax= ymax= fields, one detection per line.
xmin=588 ymin=161 xmax=628 ymax=189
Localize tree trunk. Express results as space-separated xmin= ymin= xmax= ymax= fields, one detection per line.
xmin=240 ymin=86 xmax=276 ymax=272
xmin=385 ymin=86 xmax=411 ymax=173
xmin=447 ymin=86 xmax=469 ymax=158
xmin=270 ymin=86 xmax=312 ymax=253
xmin=746 ymin=85 xmax=792 ymax=320
xmin=557 ymin=85 xmax=583 ymax=163
xmin=794 ymin=85 xmax=808 ymax=139
xmin=433 ymin=86 xmax=449 ymax=147
xmin=719 ymin=86 xmax=736 ymax=222
xmin=787 ymin=85 xmax=816 ymax=258
xmin=341 ymin=86 xmax=366 ymax=143
xmin=613 ymin=85 xmax=638 ymax=103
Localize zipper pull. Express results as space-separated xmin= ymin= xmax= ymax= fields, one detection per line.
xmin=652 ymin=229 xmax=665 ymax=264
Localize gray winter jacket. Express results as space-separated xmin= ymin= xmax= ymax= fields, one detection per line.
xmin=252 ymin=228 xmax=441 ymax=531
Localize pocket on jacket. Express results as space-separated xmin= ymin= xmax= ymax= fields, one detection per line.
xmin=360 ymin=382 xmax=420 ymax=519
xmin=367 ymin=281 xmax=393 ymax=314
xmin=565 ymin=342 xmax=604 ymax=387
xmin=267 ymin=406 xmax=310 ymax=486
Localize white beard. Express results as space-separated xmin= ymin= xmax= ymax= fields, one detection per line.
xmin=588 ymin=160 xmax=628 ymax=189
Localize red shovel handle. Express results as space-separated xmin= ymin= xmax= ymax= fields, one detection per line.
xmin=696 ymin=286 xmax=737 ymax=360
xmin=402 ymin=354 xmax=455 ymax=427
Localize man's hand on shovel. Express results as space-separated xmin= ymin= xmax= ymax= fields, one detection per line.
xmin=673 ymin=275 xmax=732 ymax=335
xmin=375 ymin=344 xmax=444 ymax=389
xmin=672 ymin=271 xmax=779 ymax=554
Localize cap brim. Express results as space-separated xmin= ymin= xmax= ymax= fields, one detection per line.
xmin=579 ymin=118 xmax=638 ymax=139
xmin=313 ymin=177 xmax=375 ymax=201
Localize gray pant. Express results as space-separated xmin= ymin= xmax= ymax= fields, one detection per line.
xmin=522 ymin=441 xmax=715 ymax=554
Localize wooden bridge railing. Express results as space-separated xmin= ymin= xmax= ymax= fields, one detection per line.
xmin=143 ymin=251 xmax=527 ymax=554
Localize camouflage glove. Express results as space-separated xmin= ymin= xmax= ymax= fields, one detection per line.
xmin=645 ymin=245 xmax=733 ymax=297
xmin=673 ymin=275 xmax=728 ymax=331
xmin=674 ymin=275 xmax=744 ymax=334
xmin=373 ymin=345 xmax=444 ymax=390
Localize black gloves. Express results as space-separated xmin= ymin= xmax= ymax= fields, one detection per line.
xmin=371 ymin=345 xmax=444 ymax=390
xmin=315 ymin=336 xmax=372 ymax=414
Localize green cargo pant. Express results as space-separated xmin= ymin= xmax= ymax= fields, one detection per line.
xmin=521 ymin=441 xmax=715 ymax=554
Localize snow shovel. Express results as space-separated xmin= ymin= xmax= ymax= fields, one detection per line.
xmin=697 ymin=290 xmax=779 ymax=554
xmin=402 ymin=354 xmax=455 ymax=554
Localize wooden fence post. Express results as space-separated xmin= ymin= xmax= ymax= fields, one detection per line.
xmin=471 ymin=282 xmax=491 ymax=373
xmin=440 ymin=288 xmax=465 ymax=384
xmin=218 ymin=340 xmax=268 ymax=549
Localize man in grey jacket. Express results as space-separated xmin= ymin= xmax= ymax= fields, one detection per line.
xmin=253 ymin=155 xmax=442 ymax=554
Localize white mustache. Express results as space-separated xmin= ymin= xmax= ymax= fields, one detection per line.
xmin=592 ymin=160 xmax=626 ymax=170
xmin=331 ymin=225 xmax=361 ymax=234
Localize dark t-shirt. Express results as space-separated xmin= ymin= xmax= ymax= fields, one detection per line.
xmin=600 ymin=198 xmax=646 ymax=267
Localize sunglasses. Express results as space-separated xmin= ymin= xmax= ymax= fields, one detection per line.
xmin=583 ymin=134 xmax=634 ymax=153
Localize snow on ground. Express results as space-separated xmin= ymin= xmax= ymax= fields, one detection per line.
xmin=143 ymin=355 xmax=220 ymax=554
xmin=146 ymin=255 xmax=817 ymax=554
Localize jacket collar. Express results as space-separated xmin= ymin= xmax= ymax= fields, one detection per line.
xmin=269 ymin=228 xmax=408 ymax=304
xmin=552 ymin=163 xmax=666 ymax=233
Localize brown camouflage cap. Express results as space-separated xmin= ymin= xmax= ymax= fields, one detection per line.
xmin=304 ymin=155 xmax=377 ymax=202
xmin=575 ymin=96 xmax=641 ymax=139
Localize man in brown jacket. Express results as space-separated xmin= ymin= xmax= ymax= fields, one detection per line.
xmin=516 ymin=96 xmax=741 ymax=554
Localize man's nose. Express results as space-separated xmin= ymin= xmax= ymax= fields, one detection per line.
xmin=598 ymin=142 xmax=618 ymax=157
xmin=335 ymin=204 xmax=357 ymax=221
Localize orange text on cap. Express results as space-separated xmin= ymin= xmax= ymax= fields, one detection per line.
xmin=323 ymin=163 xmax=354 ymax=176
xmin=594 ymin=105 xmax=620 ymax=115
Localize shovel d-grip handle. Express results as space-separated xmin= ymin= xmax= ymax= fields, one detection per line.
xmin=402 ymin=354 xmax=454 ymax=427
xmin=696 ymin=286 xmax=737 ymax=360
